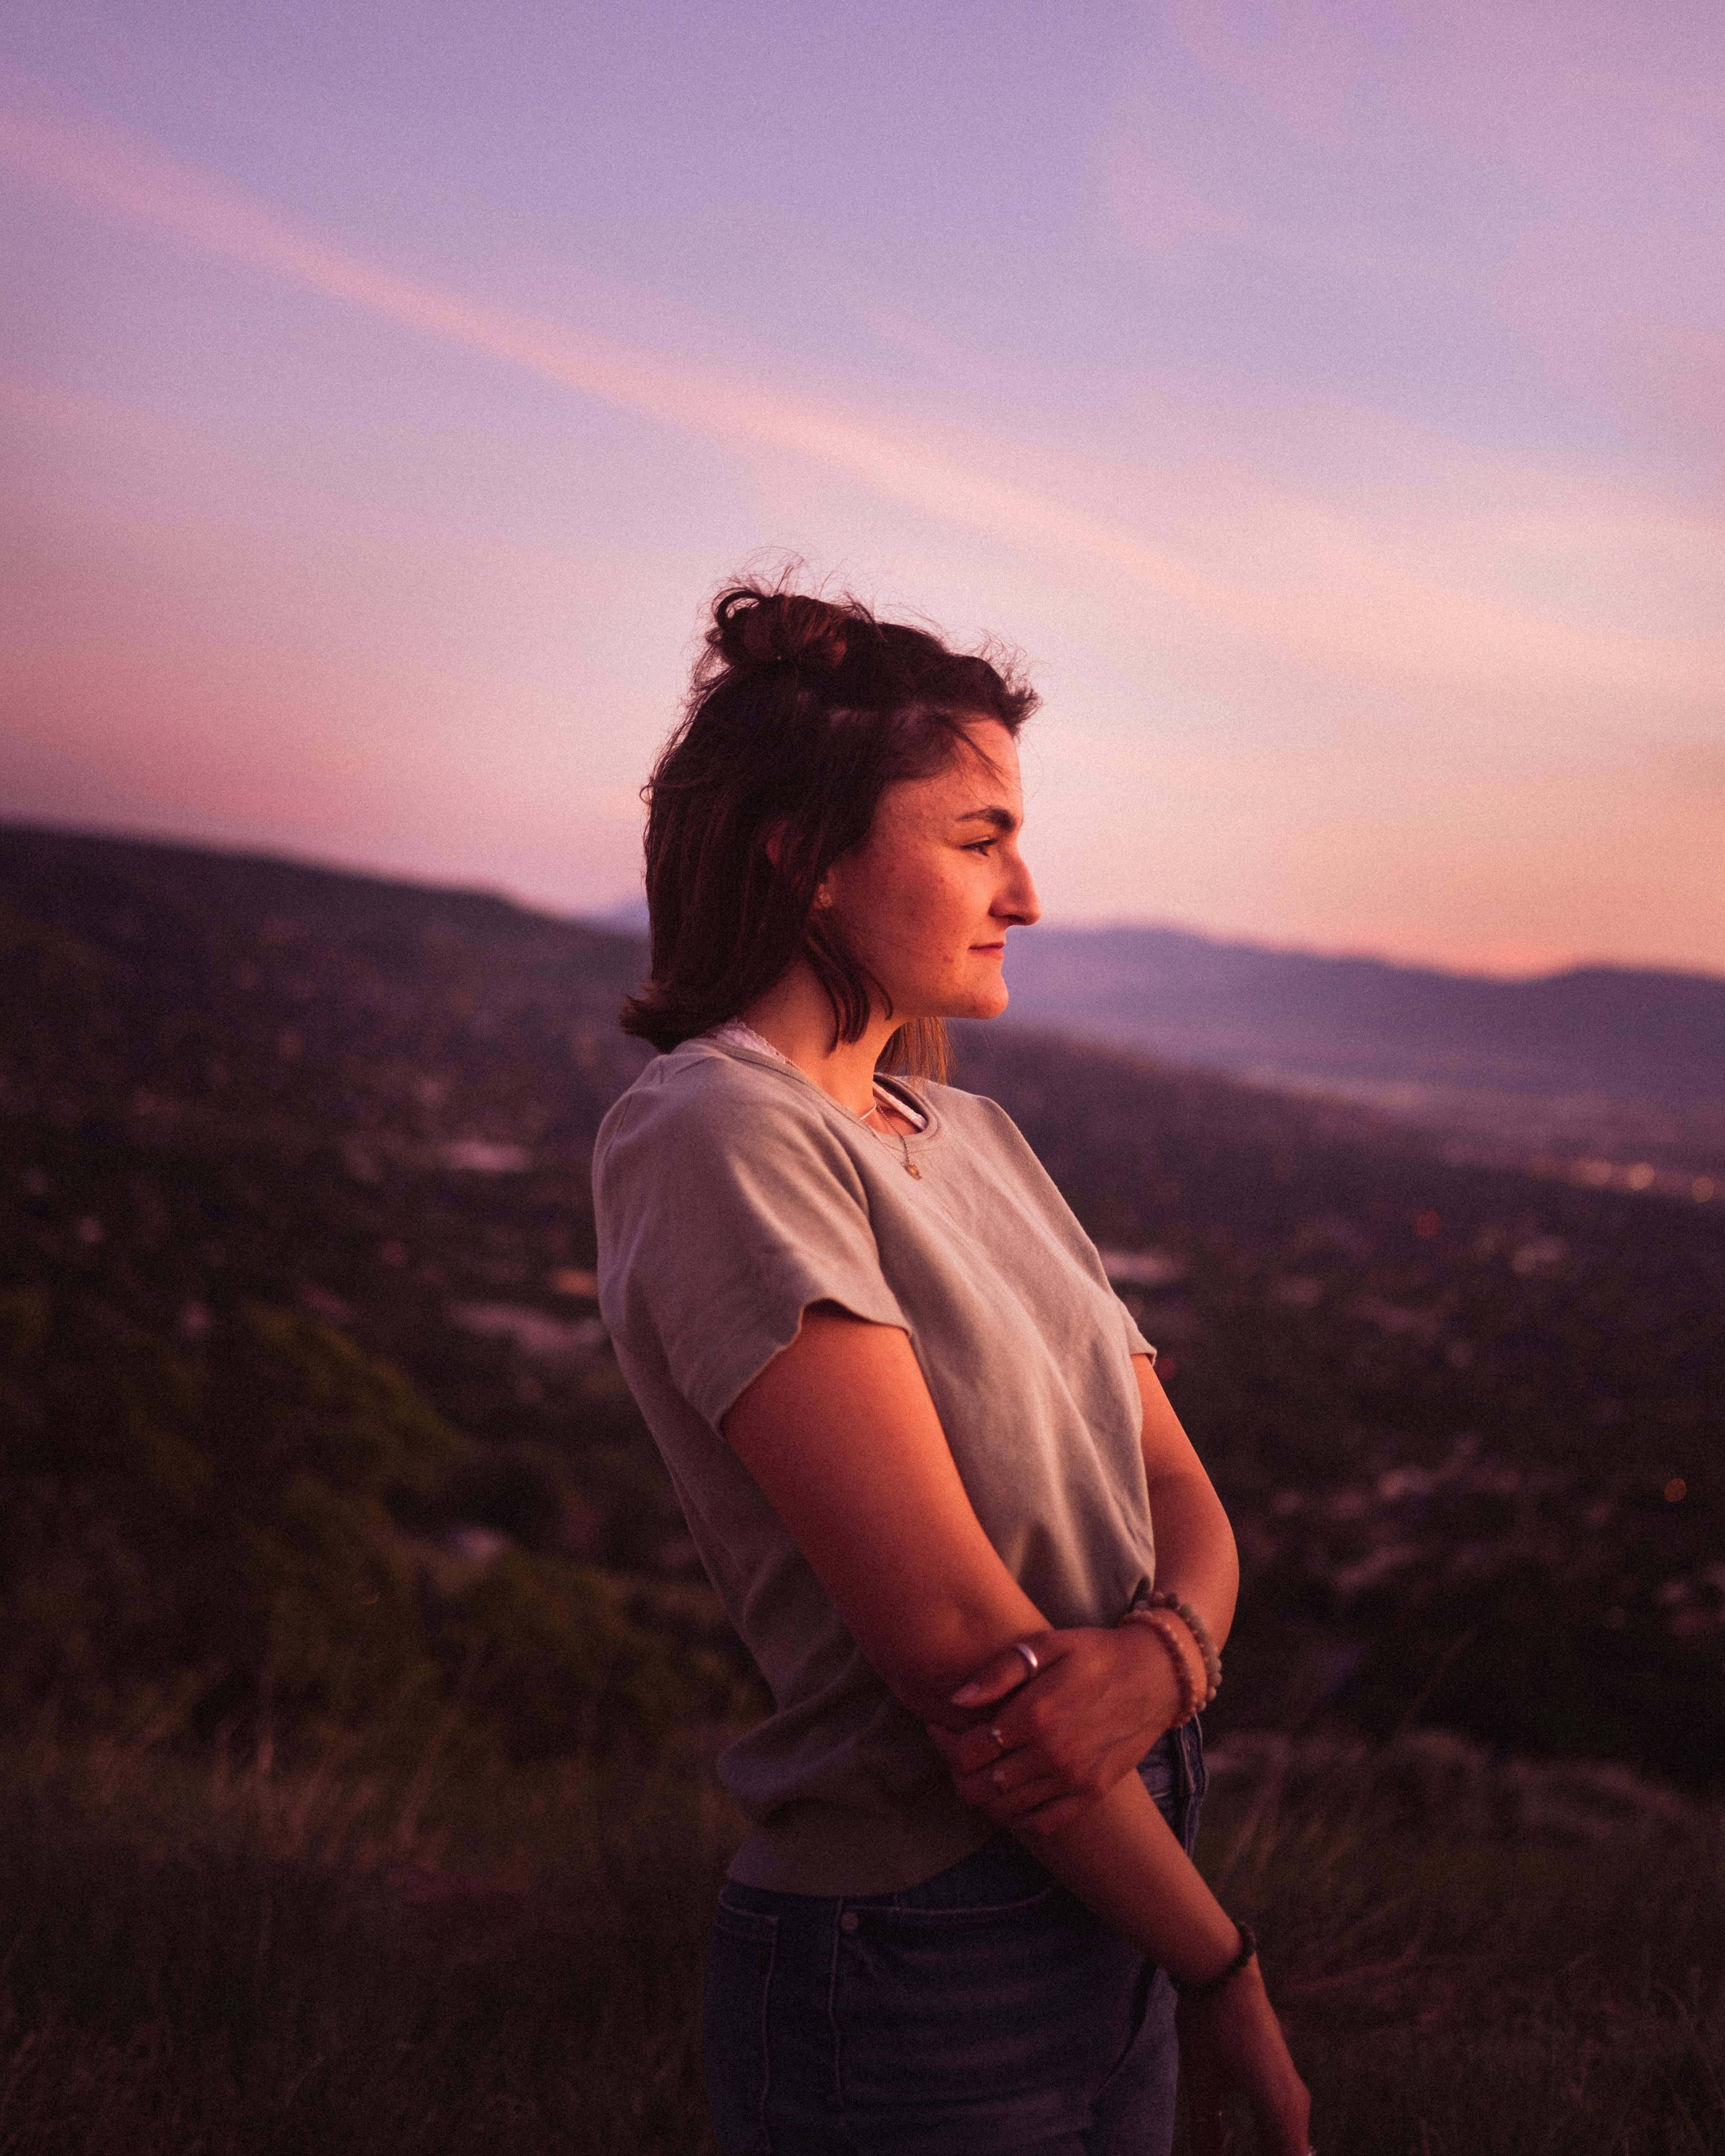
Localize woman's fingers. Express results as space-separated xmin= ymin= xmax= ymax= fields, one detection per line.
xmin=928 ymin=1705 xmax=1157 ymax=1831
xmin=930 ymin=1729 xmax=1083 ymax=1823
xmin=926 ymin=1719 xmax=1042 ymax=1782
xmin=1177 ymin=1995 xmax=1236 ymax=2156
xmin=1181 ymin=2070 xmax=1233 ymax=2156
xmin=1177 ymin=1969 xmax=1311 ymax=2156
xmin=927 ymin=1719 xmax=1012 ymax=1777
xmin=932 ymin=1715 xmax=1062 ymax=1797
xmin=966 ymin=1766 xmax=1067 ymax=1817
xmin=925 ymin=1721 xmax=966 ymax=1766
xmin=938 ymin=1742 xmax=1152 ymax=1834
xmin=933 ymin=1624 xmax=1189 ymax=1821
xmin=949 ymin=1638 xmax=1051 ymax=1709
xmin=996 ymin=1789 xmax=1099 ymax=1837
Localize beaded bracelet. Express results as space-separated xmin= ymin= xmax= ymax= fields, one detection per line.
xmin=1122 ymin=1609 xmax=1200 ymax=1726
xmin=1142 ymin=1589 xmax=1223 ymax=1707
xmin=1172 ymin=1920 xmax=1258 ymax=2002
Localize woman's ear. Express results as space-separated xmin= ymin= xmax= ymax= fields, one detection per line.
xmin=764 ymin=820 xmax=830 ymax=904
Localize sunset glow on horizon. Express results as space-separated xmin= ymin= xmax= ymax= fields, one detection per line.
xmin=3 ymin=2 xmax=1722 ymax=978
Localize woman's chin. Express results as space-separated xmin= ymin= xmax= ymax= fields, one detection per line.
xmin=940 ymin=979 xmax=1011 ymax=1023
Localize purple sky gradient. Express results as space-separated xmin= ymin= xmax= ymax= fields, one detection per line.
xmin=2 ymin=1 xmax=1721 ymax=974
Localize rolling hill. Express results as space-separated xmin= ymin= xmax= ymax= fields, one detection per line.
xmin=999 ymin=924 xmax=1725 ymax=1185
xmin=2 ymin=823 xmax=1722 ymax=1784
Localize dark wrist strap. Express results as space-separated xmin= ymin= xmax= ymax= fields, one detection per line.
xmin=1172 ymin=1921 xmax=1257 ymax=2001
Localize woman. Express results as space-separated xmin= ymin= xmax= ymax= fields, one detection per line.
xmin=594 ymin=583 xmax=1311 ymax=2156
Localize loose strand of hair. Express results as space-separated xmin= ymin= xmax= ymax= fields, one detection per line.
xmin=879 ymin=1017 xmax=950 ymax=1086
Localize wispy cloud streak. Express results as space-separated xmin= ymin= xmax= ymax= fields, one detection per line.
xmin=2 ymin=99 xmax=1717 ymax=707
xmin=0 ymin=106 xmax=1239 ymax=612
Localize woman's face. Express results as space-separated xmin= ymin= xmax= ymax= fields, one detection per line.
xmin=820 ymin=718 xmax=1040 ymax=1025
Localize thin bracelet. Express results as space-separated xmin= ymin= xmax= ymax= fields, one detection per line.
xmin=1172 ymin=1921 xmax=1258 ymax=2001
xmin=1121 ymin=1606 xmax=1203 ymax=1721
xmin=1122 ymin=1609 xmax=1199 ymax=1726
xmin=1142 ymin=1590 xmax=1222 ymax=1706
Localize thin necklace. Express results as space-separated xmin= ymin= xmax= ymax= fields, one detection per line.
xmin=710 ymin=1022 xmax=926 ymax=1180
xmin=861 ymin=1090 xmax=923 ymax=1178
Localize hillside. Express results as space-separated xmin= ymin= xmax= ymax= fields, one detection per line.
xmin=1 ymin=824 xmax=1722 ymax=1785
xmin=1002 ymin=924 xmax=1725 ymax=1181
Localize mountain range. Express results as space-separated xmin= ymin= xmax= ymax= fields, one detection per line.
xmin=601 ymin=891 xmax=1725 ymax=1111
xmin=992 ymin=925 xmax=1725 ymax=1108
xmin=607 ymin=893 xmax=1725 ymax=1181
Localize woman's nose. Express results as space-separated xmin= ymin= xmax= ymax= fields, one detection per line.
xmin=999 ymin=852 xmax=1040 ymax=927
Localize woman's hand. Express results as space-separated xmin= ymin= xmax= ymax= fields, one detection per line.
xmin=926 ymin=1622 xmax=1192 ymax=1835
xmin=1178 ymin=1961 xmax=1312 ymax=2156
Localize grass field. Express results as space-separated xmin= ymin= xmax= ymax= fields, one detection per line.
xmin=1 ymin=1724 xmax=1721 ymax=2156
xmin=6 ymin=832 xmax=1723 ymax=2151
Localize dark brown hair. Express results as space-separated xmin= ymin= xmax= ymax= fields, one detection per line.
xmin=620 ymin=579 xmax=1037 ymax=1080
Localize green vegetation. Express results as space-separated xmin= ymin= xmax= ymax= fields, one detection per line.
xmin=0 ymin=1288 xmax=748 ymax=1768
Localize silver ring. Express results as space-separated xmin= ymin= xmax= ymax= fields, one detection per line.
xmin=1013 ymin=1640 xmax=1040 ymax=1675
xmin=988 ymin=1725 xmax=1007 ymax=1753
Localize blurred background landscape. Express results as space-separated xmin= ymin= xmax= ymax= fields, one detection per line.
xmin=1 ymin=820 xmax=1721 ymax=2151
xmin=5 ymin=821 xmax=1722 ymax=1789
xmin=3 ymin=0 xmax=1723 ymax=2145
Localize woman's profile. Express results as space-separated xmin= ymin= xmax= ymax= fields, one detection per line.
xmin=593 ymin=580 xmax=1311 ymax=2156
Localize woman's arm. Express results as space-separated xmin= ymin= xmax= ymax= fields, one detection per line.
xmin=1135 ymin=1353 xmax=1239 ymax=1651
xmin=930 ymin=1354 xmax=1237 ymax=1830
xmin=719 ymin=1309 xmax=1216 ymax=1926
xmin=723 ymin=1306 xmax=1309 ymax=2156
xmin=735 ymin=1311 xmax=1191 ymax=1829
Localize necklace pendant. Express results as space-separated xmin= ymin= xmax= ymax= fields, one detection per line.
xmin=905 ymin=1161 xmax=923 ymax=1179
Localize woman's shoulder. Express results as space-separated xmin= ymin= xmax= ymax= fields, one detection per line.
xmin=593 ymin=1042 xmax=884 ymax=1288
xmin=920 ymin=1074 xmax=1000 ymax=1117
xmin=919 ymin=1076 xmax=1027 ymax=1149
xmin=595 ymin=1039 xmax=857 ymax=1173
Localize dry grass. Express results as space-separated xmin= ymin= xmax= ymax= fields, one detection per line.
xmin=1197 ymin=1732 xmax=1725 ymax=2153
xmin=0 ymin=1724 xmax=1720 ymax=2154
xmin=0 ymin=1727 xmax=738 ymax=2155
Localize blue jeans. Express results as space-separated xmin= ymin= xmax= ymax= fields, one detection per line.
xmin=704 ymin=1719 xmax=1206 ymax=2156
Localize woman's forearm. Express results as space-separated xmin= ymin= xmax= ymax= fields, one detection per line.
xmin=1021 ymin=1765 xmax=1239 ymax=1981
xmin=1142 ymin=1466 xmax=1239 ymax=1650
xmin=1134 ymin=1356 xmax=1239 ymax=1649
xmin=926 ymin=1359 xmax=1241 ymax=1828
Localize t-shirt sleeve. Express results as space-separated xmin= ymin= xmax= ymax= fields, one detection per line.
xmin=1117 ymin=1298 xmax=1157 ymax=1365
xmin=596 ymin=1078 xmax=910 ymax=1432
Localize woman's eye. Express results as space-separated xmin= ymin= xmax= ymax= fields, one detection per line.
xmin=965 ymin=839 xmax=996 ymax=855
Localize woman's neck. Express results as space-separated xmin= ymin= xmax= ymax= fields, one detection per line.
xmin=737 ymin=962 xmax=897 ymax=1119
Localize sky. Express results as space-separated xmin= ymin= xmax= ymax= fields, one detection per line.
xmin=2 ymin=0 xmax=1722 ymax=978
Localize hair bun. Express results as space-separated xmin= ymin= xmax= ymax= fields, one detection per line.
xmin=711 ymin=587 xmax=848 ymax=674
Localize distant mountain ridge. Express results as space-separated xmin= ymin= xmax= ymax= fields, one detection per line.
xmin=998 ymin=925 xmax=1725 ymax=1110
xmin=10 ymin=826 xmax=1718 ymax=1113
